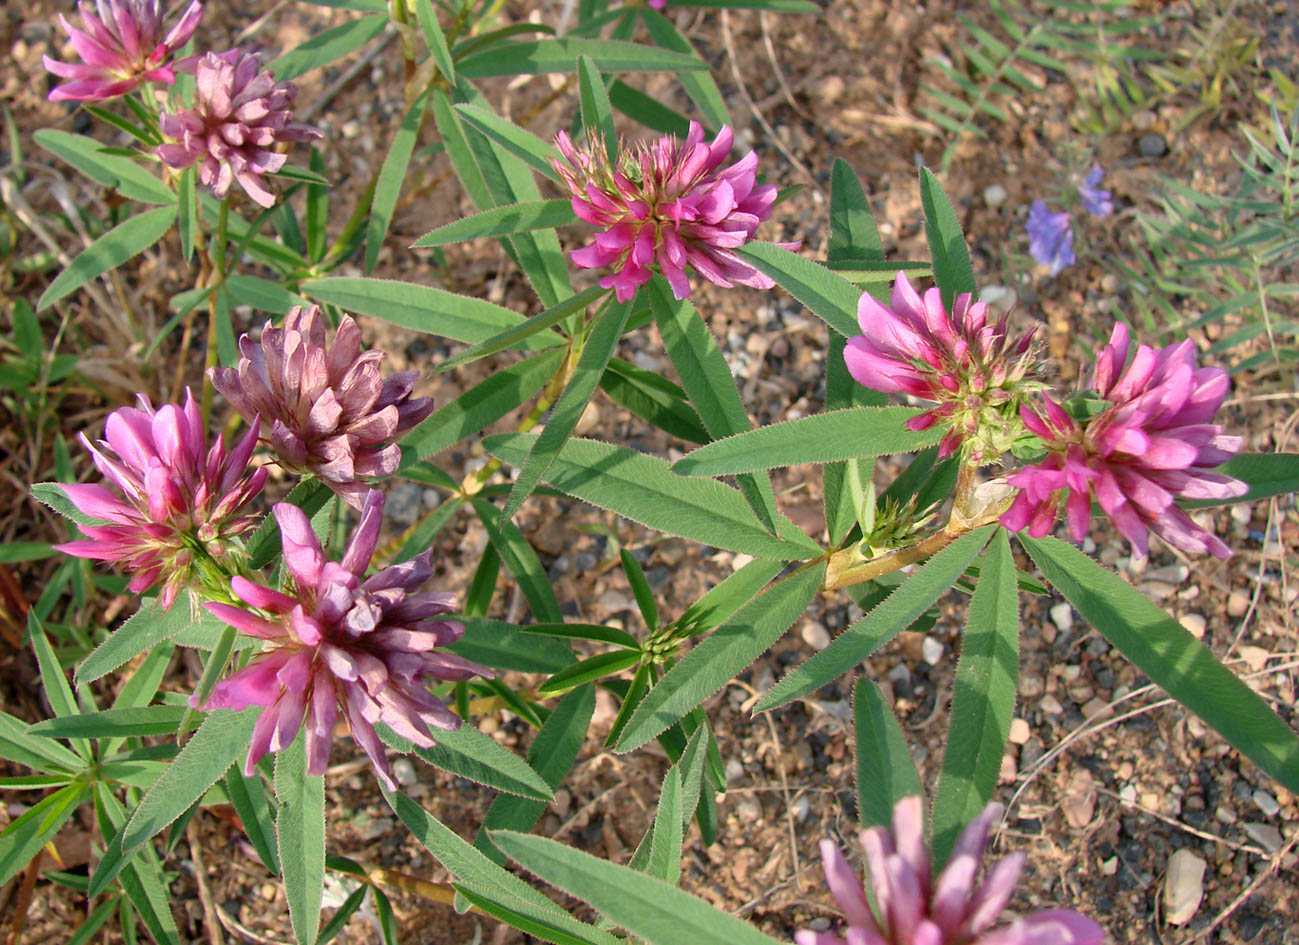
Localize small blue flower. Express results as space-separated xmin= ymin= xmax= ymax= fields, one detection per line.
xmin=1026 ymin=200 xmax=1075 ymax=276
xmin=1079 ymin=165 xmax=1114 ymax=217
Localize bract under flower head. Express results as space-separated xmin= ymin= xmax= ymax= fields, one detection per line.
xmin=844 ymin=271 xmax=1041 ymax=460
xmin=196 ymin=490 xmax=490 ymax=790
xmin=1025 ymin=200 xmax=1075 ymax=276
xmin=1002 ymin=323 xmax=1246 ymax=558
xmin=797 ymin=797 xmax=1104 ymax=945
xmin=53 ymin=388 xmax=267 ymax=609
xmin=553 ymin=122 xmax=781 ymax=301
xmin=210 ymin=305 xmax=434 ymax=508
xmin=43 ymin=0 xmax=203 ymax=102
xmin=157 ymin=48 xmax=320 ymax=207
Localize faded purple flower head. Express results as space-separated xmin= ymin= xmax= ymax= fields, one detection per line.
xmin=1078 ymin=165 xmax=1113 ymax=218
xmin=1025 ymin=200 xmax=1074 ymax=276
xmin=195 ymin=490 xmax=490 ymax=789
xmin=844 ymin=271 xmax=1041 ymax=459
xmin=797 ymin=797 xmax=1104 ymax=945
xmin=1002 ymin=323 xmax=1246 ymax=558
xmin=43 ymin=0 xmax=203 ymax=102
xmin=52 ymin=388 xmax=267 ymax=610
xmin=157 ymin=48 xmax=320 ymax=208
xmin=553 ymin=122 xmax=782 ymax=302
xmin=210 ymin=305 xmax=434 ymax=508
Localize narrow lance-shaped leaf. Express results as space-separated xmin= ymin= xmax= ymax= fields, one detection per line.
xmin=34 ymin=129 xmax=174 ymax=204
xmin=457 ymin=37 xmax=708 ymax=78
xmin=649 ymin=278 xmax=779 ymax=533
xmin=301 ymin=277 xmax=563 ymax=349
xmin=385 ymin=791 xmax=621 ymax=945
xmin=758 ymin=526 xmax=996 ymax=711
xmin=828 ymin=158 xmax=885 ymax=263
xmin=734 ymin=242 xmax=862 ymax=338
xmin=476 ymin=685 xmax=595 ymax=864
xmin=453 ymin=104 xmax=564 ymax=184
xmin=413 ymin=0 xmax=455 ymax=84
xmin=853 ymin=678 xmax=923 ymax=829
xmin=267 ymin=14 xmax=387 ymax=81
xmin=485 ymin=433 xmax=821 ymax=561
xmin=640 ymin=10 xmax=730 ymax=132
xmin=577 ymin=55 xmax=618 ymax=163
xmin=365 ymin=86 xmax=431 ymax=273
xmin=672 ymin=406 xmax=944 ymax=477
xmin=616 ymin=563 xmax=825 ymax=753
xmin=412 ymin=199 xmax=576 ymax=247
xmin=399 ymin=349 xmax=564 ymax=469
xmin=918 ymin=167 xmax=976 ymax=309
xmin=38 ymin=206 xmax=176 ymax=310
xmin=379 ymin=721 xmax=554 ymax=801
xmin=930 ymin=528 xmax=1019 ymax=867
xmin=110 ymin=710 xmax=258 ymax=871
xmin=1022 ymin=535 xmax=1299 ymax=795
xmin=437 ymin=285 xmax=604 ymax=373
xmin=472 ymin=499 xmax=564 ymax=623
xmin=490 ymin=831 xmax=788 ymax=945
xmin=275 ymin=732 xmax=326 ymax=945
xmin=502 ymin=295 xmax=632 ymax=521
xmin=823 ymin=333 xmax=885 ymax=546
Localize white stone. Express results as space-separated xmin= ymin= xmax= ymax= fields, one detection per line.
xmin=801 ymin=621 xmax=831 ymax=650
xmin=1253 ymin=789 xmax=1280 ymax=817
xmin=1227 ymin=591 xmax=1250 ymax=618
xmin=983 ymin=184 xmax=1008 ymax=206
xmin=391 ymin=757 xmax=417 ymax=787
xmin=1040 ymin=694 xmax=1063 ymax=715
xmin=1163 ymin=849 xmax=1206 ymax=925
xmin=979 ymin=284 xmax=1017 ymax=315
xmin=1178 ymin=614 xmax=1206 ymax=639
xmin=921 ymin=637 xmax=944 ymax=665
xmin=1008 ymin=718 xmax=1031 ymax=745
xmin=1049 ymin=603 xmax=1075 ymax=632
xmin=1242 ymin=822 xmax=1284 ymax=853
xmin=724 ymin=758 xmax=745 ymax=783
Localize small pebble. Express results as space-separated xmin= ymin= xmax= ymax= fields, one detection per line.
xmin=979 ymin=284 xmax=1017 ymax=315
xmin=999 ymin=754 xmax=1017 ymax=783
xmin=983 ymin=183 xmax=1008 ymax=206
xmin=1163 ymin=849 xmax=1206 ymax=925
xmin=1242 ymin=822 xmax=1284 ymax=853
xmin=801 ymin=621 xmax=831 ymax=650
xmin=1040 ymin=694 xmax=1063 ymax=715
xmin=792 ymin=795 xmax=812 ymax=822
xmin=1252 ymin=789 xmax=1280 ymax=817
xmin=921 ymin=636 xmax=944 ymax=665
xmin=1132 ymin=109 xmax=1157 ymax=130
xmin=725 ymin=758 xmax=745 ymax=784
xmin=1138 ymin=131 xmax=1168 ymax=157
xmin=1214 ymin=804 xmax=1237 ymax=825
xmin=1049 ymin=603 xmax=1075 ymax=632
xmin=1227 ymin=591 xmax=1250 ymax=618
xmin=736 ymin=798 xmax=762 ymax=824
xmin=391 ymin=757 xmax=417 ymax=787
xmin=1178 ymin=614 xmax=1206 ymax=639
xmin=261 ymin=883 xmax=278 ymax=902
xmin=1008 ymin=718 xmax=1031 ymax=745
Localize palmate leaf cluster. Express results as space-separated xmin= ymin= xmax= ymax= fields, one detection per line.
xmin=5 ymin=0 xmax=1299 ymax=944
xmin=1118 ymin=103 xmax=1299 ymax=375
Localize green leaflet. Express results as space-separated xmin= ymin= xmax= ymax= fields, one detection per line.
xmin=918 ymin=167 xmax=976 ymax=309
xmin=274 ymin=733 xmax=326 ymax=945
xmin=758 ymin=526 xmax=996 ymax=711
xmin=300 ymin=277 xmax=564 ymax=349
xmin=366 ymin=87 xmax=431 ymax=273
xmin=490 ymin=831 xmax=787 ymax=945
xmin=412 ymin=199 xmax=576 ymax=247
xmin=853 ymin=678 xmax=923 ymax=829
xmin=672 ymin=407 xmax=943 ymax=476
xmin=615 ymin=563 xmax=825 ymax=753
xmin=930 ymin=529 xmax=1019 ymax=866
xmin=38 ymin=206 xmax=176 ymax=310
xmin=484 ymin=433 xmax=822 ymax=560
xmin=1022 ymin=535 xmax=1299 ymax=795
xmin=267 ymin=14 xmax=387 ymax=80
xmin=734 ymin=242 xmax=862 ymax=338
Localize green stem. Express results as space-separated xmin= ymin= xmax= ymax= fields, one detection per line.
xmin=201 ymin=198 xmax=230 ymax=424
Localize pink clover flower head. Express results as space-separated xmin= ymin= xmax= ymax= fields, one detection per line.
xmin=1001 ymin=323 xmax=1246 ymax=558
xmin=209 ymin=305 xmax=434 ymax=509
xmin=43 ymin=0 xmax=203 ymax=102
xmin=797 ymin=797 xmax=1104 ymax=945
xmin=553 ymin=122 xmax=781 ymax=302
xmin=195 ymin=490 xmax=490 ymax=790
xmin=844 ymin=271 xmax=1042 ymax=460
xmin=157 ymin=48 xmax=321 ymax=208
xmin=52 ymin=388 xmax=267 ymax=610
